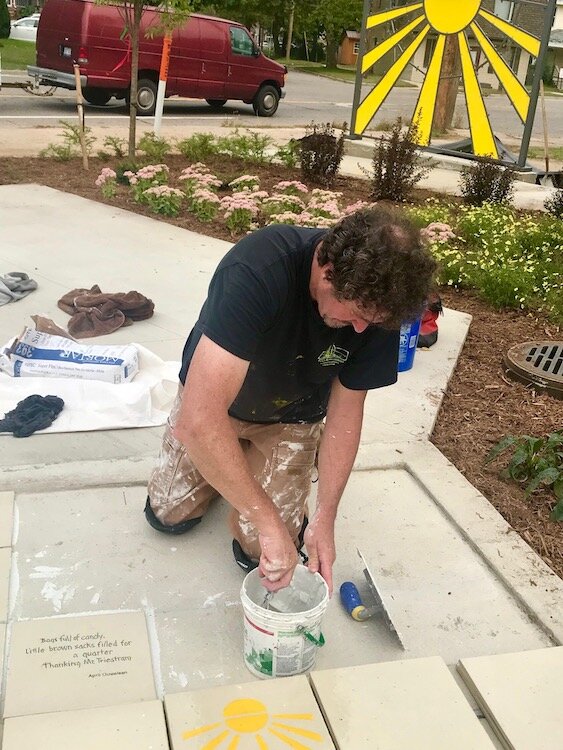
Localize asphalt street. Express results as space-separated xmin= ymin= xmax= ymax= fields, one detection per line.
xmin=1 ymin=69 xmax=562 ymax=143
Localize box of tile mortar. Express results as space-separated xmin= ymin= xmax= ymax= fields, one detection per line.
xmin=0 ymin=327 xmax=139 ymax=383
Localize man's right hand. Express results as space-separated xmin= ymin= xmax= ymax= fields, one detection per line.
xmin=258 ymin=530 xmax=299 ymax=592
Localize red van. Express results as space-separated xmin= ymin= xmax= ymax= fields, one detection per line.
xmin=28 ymin=0 xmax=286 ymax=116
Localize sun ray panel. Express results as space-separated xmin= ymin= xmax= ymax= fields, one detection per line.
xmin=478 ymin=9 xmax=540 ymax=57
xmin=256 ymin=736 xmax=268 ymax=750
xmin=457 ymin=30 xmax=498 ymax=157
xmin=471 ymin=21 xmax=529 ymax=122
xmin=182 ymin=722 xmax=222 ymax=740
xmin=227 ymin=736 xmax=240 ymax=750
xmin=412 ymin=33 xmax=446 ymax=145
xmin=202 ymin=730 xmax=231 ymax=749
xmin=268 ymin=728 xmax=311 ymax=749
xmin=362 ymin=15 xmax=426 ymax=74
xmin=366 ymin=3 xmax=423 ymax=30
xmin=270 ymin=721 xmax=322 ymax=740
xmin=355 ymin=24 xmax=430 ymax=134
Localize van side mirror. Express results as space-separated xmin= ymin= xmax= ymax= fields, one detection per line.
xmin=253 ymin=46 xmax=260 ymax=57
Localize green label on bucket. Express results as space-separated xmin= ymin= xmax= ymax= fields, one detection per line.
xmin=246 ymin=646 xmax=273 ymax=676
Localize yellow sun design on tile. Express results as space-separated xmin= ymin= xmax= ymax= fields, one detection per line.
xmin=355 ymin=0 xmax=541 ymax=158
xmin=182 ymin=698 xmax=323 ymax=749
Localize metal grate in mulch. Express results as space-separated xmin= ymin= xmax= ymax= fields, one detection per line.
xmin=504 ymin=341 xmax=563 ymax=399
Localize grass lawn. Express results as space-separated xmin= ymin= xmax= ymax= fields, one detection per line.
xmin=278 ymin=59 xmax=417 ymax=87
xmin=527 ymin=145 xmax=563 ymax=161
xmin=0 ymin=38 xmax=36 ymax=69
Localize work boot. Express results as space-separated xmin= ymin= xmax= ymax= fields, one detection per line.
xmin=417 ymin=295 xmax=443 ymax=348
xmin=144 ymin=497 xmax=202 ymax=535
xmin=232 ymin=516 xmax=309 ymax=573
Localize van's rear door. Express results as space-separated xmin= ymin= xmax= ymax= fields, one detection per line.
xmin=224 ymin=25 xmax=260 ymax=101
xmin=198 ymin=18 xmax=227 ymax=100
xmin=36 ymin=0 xmax=86 ymax=72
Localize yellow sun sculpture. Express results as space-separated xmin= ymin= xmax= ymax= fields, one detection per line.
xmin=355 ymin=0 xmax=541 ymax=158
xmin=181 ymin=698 xmax=324 ymax=749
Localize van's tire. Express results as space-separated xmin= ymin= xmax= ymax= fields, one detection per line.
xmin=252 ymin=85 xmax=279 ymax=117
xmin=129 ymin=78 xmax=157 ymax=116
xmin=206 ymin=99 xmax=227 ymax=109
xmin=82 ymin=88 xmax=112 ymax=106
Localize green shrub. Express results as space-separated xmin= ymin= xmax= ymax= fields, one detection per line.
xmin=298 ymin=122 xmax=345 ymax=187
xmin=366 ymin=117 xmax=431 ymax=202
xmin=176 ymin=133 xmax=218 ymax=161
xmin=215 ymin=130 xmax=273 ymax=164
xmin=544 ymin=188 xmax=563 ymax=219
xmin=405 ymin=198 xmax=455 ymax=228
xmin=40 ymin=121 xmax=95 ymax=160
xmin=137 ymin=132 xmax=171 ymax=161
xmin=275 ymin=140 xmax=301 ymax=168
xmin=486 ymin=431 xmax=563 ymax=521
xmin=446 ymin=203 xmax=563 ymax=321
xmin=459 ymin=157 xmax=516 ymax=206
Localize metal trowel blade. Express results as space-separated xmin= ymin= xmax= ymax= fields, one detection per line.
xmin=357 ymin=547 xmax=405 ymax=650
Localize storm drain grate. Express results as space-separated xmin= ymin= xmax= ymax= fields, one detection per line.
xmin=504 ymin=341 xmax=563 ymax=399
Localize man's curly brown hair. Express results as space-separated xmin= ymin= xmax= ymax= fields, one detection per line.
xmin=317 ymin=205 xmax=437 ymax=328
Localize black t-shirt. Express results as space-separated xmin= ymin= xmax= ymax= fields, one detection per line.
xmin=179 ymin=224 xmax=399 ymax=423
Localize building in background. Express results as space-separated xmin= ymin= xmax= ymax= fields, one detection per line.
xmin=338 ymin=30 xmax=361 ymax=65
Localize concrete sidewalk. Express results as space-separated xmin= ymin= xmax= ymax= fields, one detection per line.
xmin=0 ymin=184 xmax=562 ymax=744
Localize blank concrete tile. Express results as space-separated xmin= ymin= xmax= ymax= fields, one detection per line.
xmin=310 ymin=657 xmax=496 ymax=749
xmin=0 ymin=491 xmax=14 ymax=547
xmin=458 ymin=647 xmax=563 ymax=750
xmin=2 ymin=700 xmax=169 ymax=750
xmin=0 ymin=546 xmax=11 ymax=622
xmin=0 ymin=622 xmax=5 ymax=680
xmin=165 ymin=675 xmax=335 ymax=750
xmin=3 ymin=611 xmax=157 ymax=718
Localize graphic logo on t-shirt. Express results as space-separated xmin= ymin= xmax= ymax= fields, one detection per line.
xmin=318 ymin=344 xmax=350 ymax=366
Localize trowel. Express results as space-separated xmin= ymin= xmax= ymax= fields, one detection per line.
xmin=340 ymin=548 xmax=405 ymax=650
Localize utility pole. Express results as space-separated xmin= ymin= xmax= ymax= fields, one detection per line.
xmin=433 ymin=34 xmax=461 ymax=134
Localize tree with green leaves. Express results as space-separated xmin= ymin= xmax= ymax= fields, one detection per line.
xmin=311 ymin=0 xmax=363 ymax=68
xmin=97 ymin=0 xmax=194 ymax=157
xmin=0 ymin=0 xmax=11 ymax=40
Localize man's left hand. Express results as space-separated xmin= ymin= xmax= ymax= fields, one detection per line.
xmin=304 ymin=513 xmax=336 ymax=596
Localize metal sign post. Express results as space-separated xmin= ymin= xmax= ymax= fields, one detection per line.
xmin=349 ymin=0 xmax=372 ymax=140
xmin=518 ymin=0 xmax=557 ymax=168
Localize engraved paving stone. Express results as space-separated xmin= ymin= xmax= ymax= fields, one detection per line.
xmin=3 ymin=611 xmax=157 ymax=717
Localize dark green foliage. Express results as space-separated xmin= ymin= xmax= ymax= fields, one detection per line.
xmin=0 ymin=0 xmax=11 ymax=39
xmin=486 ymin=431 xmax=563 ymax=521
xmin=115 ymin=160 xmax=139 ymax=185
xmin=544 ymin=188 xmax=563 ymax=220
xmin=459 ymin=157 xmax=516 ymax=206
xmin=367 ymin=117 xmax=432 ymax=202
xmin=298 ymin=122 xmax=345 ymax=187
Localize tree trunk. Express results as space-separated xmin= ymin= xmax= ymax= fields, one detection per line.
xmin=285 ymin=1 xmax=294 ymax=62
xmin=433 ymin=34 xmax=461 ymax=133
xmin=272 ymin=19 xmax=283 ymax=57
xmin=128 ymin=3 xmax=143 ymax=159
xmin=325 ymin=35 xmax=338 ymax=69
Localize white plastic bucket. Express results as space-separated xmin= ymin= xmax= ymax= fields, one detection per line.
xmin=240 ymin=564 xmax=329 ymax=679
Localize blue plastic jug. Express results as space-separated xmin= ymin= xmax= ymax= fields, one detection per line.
xmin=398 ymin=318 xmax=421 ymax=372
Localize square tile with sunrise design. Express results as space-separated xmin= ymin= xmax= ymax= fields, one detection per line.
xmin=164 ymin=675 xmax=335 ymax=750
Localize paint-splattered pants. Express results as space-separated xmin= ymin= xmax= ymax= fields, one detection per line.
xmin=147 ymin=388 xmax=322 ymax=560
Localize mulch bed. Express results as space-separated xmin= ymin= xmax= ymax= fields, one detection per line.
xmin=2 ymin=155 xmax=561 ymax=579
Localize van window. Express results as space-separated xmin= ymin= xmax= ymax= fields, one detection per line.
xmin=230 ymin=27 xmax=254 ymax=56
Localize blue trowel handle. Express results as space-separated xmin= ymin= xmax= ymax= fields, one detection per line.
xmin=340 ymin=582 xmax=375 ymax=621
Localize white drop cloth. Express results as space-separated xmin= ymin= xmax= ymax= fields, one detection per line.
xmin=0 ymin=344 xmax=180 ymax=434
